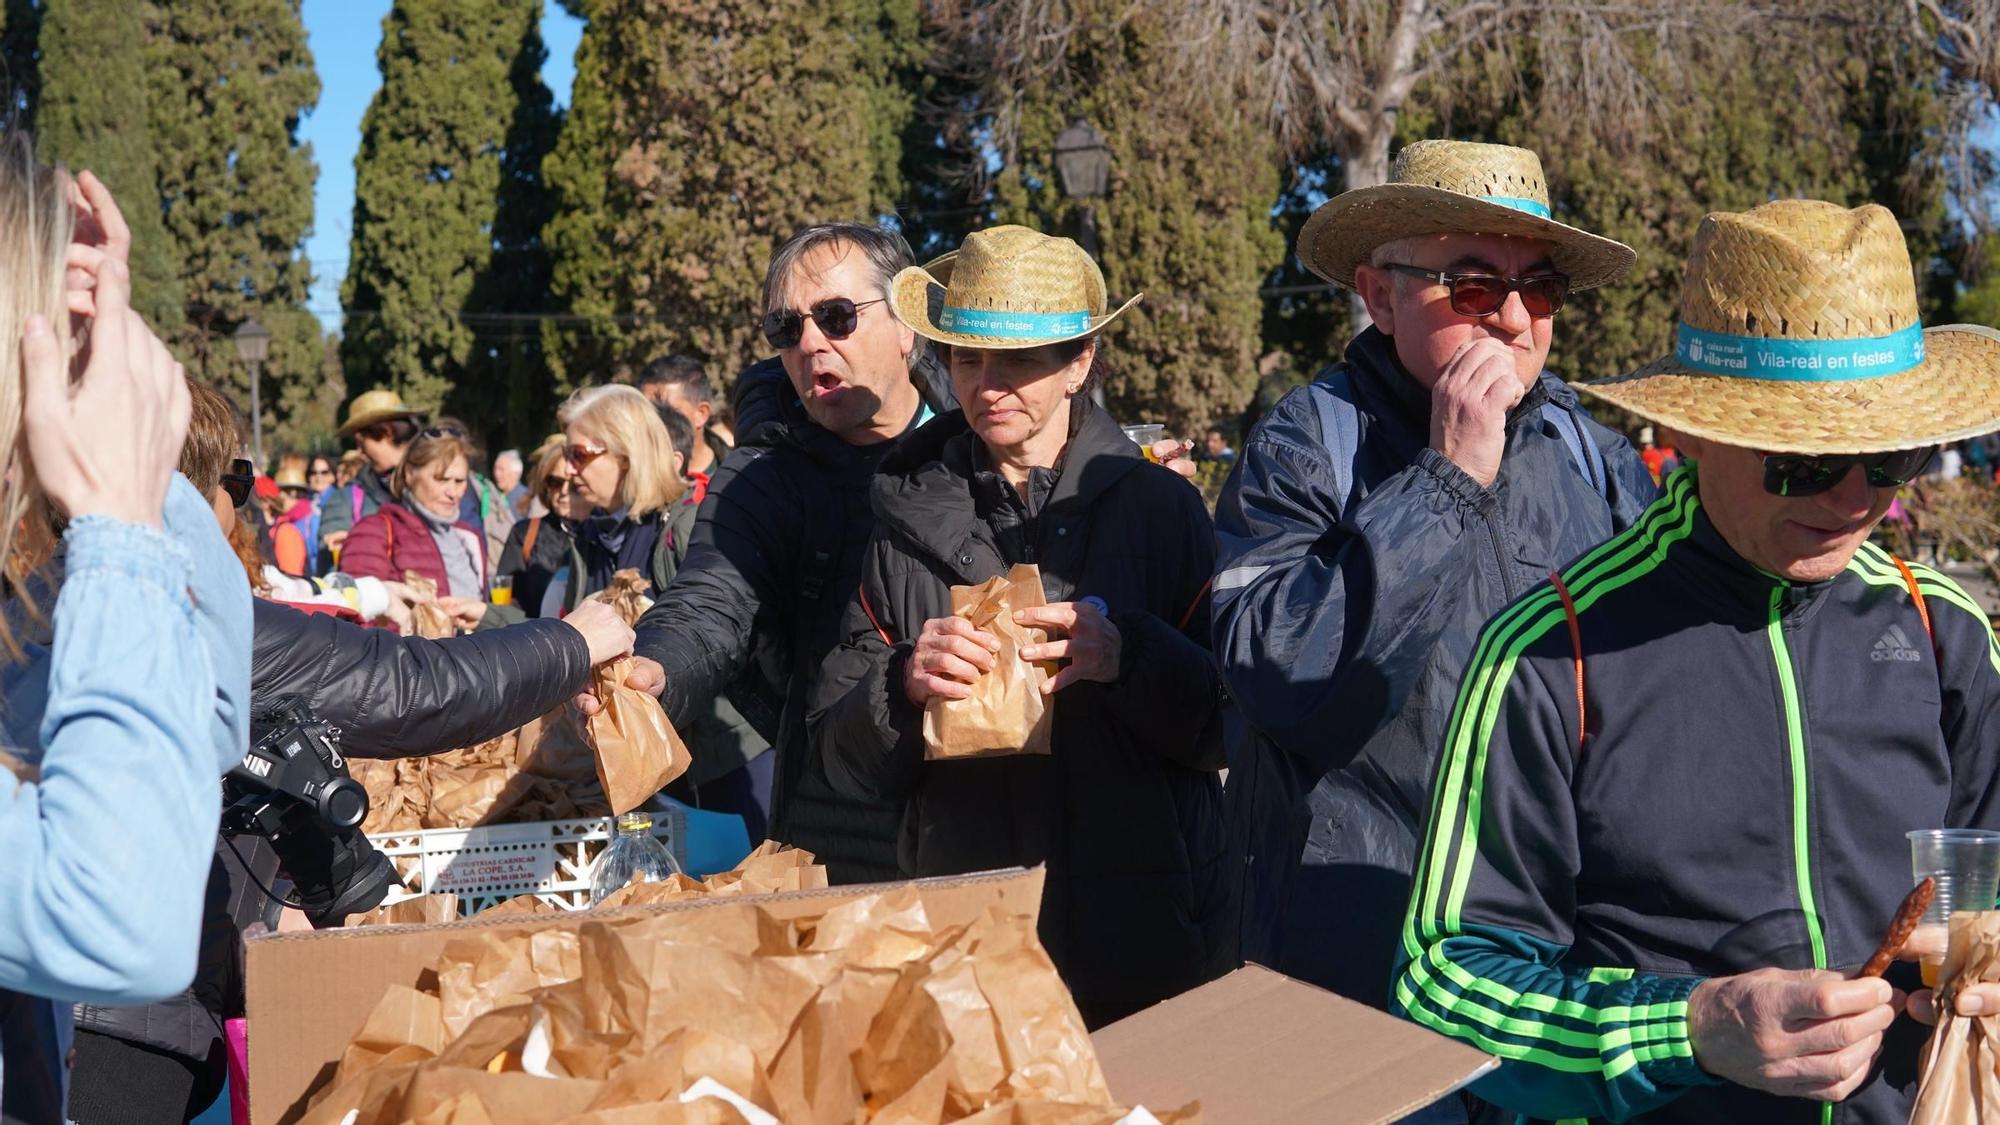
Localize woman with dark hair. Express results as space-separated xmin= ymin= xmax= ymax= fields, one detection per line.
xmin=808 ymin=226 xmax=1229 ymax=1027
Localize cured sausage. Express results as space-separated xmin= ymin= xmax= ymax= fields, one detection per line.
xmin=1861 ymin=877 xmax=1936 ymax=979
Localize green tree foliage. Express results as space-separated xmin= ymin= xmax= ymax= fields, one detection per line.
xmin=147 ymin=0 xmax=324 ymax=454
xmin=541 ymin=0 xmax=914 ymax=392
xmin=35 ymin=0 xmax=183 ymax=329
xmin=981 ymin=4 xmax=1282 ymax=433
xmin=342 ymin=0 xmax=552 ymax=420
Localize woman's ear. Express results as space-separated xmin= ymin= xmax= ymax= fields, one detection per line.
xmin=1065 ymin=340 xmax=1095 ymax=396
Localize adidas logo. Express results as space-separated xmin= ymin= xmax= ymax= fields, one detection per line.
xmin=1871 ymin=624 xmax=1924 ymax=664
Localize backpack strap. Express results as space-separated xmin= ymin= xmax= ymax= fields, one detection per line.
xmin=1890 ymin=553 xmax=1935 ymax=645
xmin=521 ymin=516 xmax=541 ymax=561
xmin=1307 ymin=368 xmax=1364 ymax=509
xmin=383 ymin=512 xmax=393 ymax=558
xmin=350 ymin=483 xmax=364 ymax=522
xmin=1539 ymin=395 xmax=1609 ymax=499
xmin=1548 ymin=569 xmax=1587 ymax=751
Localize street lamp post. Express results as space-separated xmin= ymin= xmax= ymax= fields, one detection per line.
xmin=1052 ymin=117 xmax=1111 ymax=259
xmin=233 ymin=318 xmax=272 ymax=467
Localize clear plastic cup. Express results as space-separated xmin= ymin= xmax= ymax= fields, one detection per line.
xmin=1907 ymin=828 xmax=2000 ymax=985
xmin=1121 ymin=423 xmax=1165 ymax=462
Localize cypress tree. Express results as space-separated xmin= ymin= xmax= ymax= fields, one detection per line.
xmin=35 ymin=0 xmax=182 ymax=329
xmin=984 ymin=3 xmax=1282 ymax=433
xmin=542 ymin=0 xmax=911 ymax=391
xmin=146 ymin=0 xmax=323 ymax=451
xmin=342 ymin=0 xmax=552 ymax=419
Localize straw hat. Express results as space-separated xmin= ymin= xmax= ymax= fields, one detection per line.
xmin=1581 ymin=199 xmax=2000 ymax=455
xmin=337 ymin=388 xmax=423 ymax=438
xmin=887 ymin=225 xmax=1140 ymax=350
xmin=273 ymin=465 xmax=311 ymax=493
xmin=1297 ymin=140 xmax=1636 ymax=291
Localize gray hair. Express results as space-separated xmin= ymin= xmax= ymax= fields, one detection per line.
xmin=761 ymin=223 xmax=914 ymax=316
xmin=493 ymin=448 xmax=522 ymax=474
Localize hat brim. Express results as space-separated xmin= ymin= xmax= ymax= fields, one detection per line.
xmin=337 ymin=407 xmax=423 ymax=438
xmin=1297 ymin=184 xmax=1637 ymax=291
xmin=1579 ymin=325 xmax=2000 ymax=454
xmin=887 ymin=254 xmax=1141 ymax=350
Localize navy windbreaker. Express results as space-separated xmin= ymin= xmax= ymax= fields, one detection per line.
xmin=1210 ymin=327 xmax=1656 ymax=1005
xmin=1394 ymin=466 xmax=2000 ymax=1123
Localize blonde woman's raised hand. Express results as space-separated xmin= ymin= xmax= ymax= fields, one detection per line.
xmin=64 ymin=170 xmax=131 ymax=319
xmin=23 ymin=258 xmax=189 ymax=528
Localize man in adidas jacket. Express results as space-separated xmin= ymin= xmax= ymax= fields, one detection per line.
xmin=1212 ymin=140 xmax=1656 ymax=1009
xmin=1393 ymin=199 xmax=2000 ymax=1123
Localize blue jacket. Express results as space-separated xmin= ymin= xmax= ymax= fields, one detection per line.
xmin=1210 ymin=327 xmax=1655 ymax=1008
xmin=0 ymin=476 xmax=249 ymax=1121
xmin=1394 ymin=467 xmax=2000 ymax=1123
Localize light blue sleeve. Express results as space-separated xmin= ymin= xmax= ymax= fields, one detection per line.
xmin=163 ymin=473 xmax=251 ymax=772
xmin=0 ymin=515 xmax=220 ymax=1005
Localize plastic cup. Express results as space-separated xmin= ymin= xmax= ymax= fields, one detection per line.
xmin=1907 ymin=828 xmax=2000 ymax=985
xmin=490 ymin=574 xmax=514 ymax=607
xmin=1121 ymin=424 xmax=1166 ymax=462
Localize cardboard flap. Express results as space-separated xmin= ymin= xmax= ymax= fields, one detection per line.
xmin=247 ymin=866 xmax=1045 ymax=1125
xmin=1091 ymin=964 xmax=1497 ymax=1124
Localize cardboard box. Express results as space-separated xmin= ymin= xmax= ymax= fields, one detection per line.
xmin=1092 ymin=964 xmax=1498 ymax=1124
xmin=245 ymin=866 xmax=1047 ymax=1125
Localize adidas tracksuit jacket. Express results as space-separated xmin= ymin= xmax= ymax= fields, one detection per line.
xmin=1393 ymin=466 xmax=2000 ymax=1124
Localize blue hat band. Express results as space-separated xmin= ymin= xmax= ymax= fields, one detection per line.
xmin=937 ymin=306 xmax=1091 ymax=339
xmin=1482 ymin=195 xmax=1552 ymax=219
xmin=1674 ymin=322 xmax=1926 ymax=382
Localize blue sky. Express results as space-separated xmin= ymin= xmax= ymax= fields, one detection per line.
xmin=298 ymin=1 xmax=584 ymax=332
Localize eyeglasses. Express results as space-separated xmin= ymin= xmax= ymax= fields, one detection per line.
xmin=221 ymin=459 xmax=255 ymax=507
xmin=1761 ymin=446 xmax=1937 ymax=497
xmin=759 ymin=297 xmax=885 ymax=350
xmin=1381 ymin=264 xmax=1571 ymax=318
xmin=564 ymin=442 xmax=611 ymax=469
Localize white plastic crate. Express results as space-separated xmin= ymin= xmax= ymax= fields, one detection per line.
xmin=367 ymin=804 xmax=689 ymax=915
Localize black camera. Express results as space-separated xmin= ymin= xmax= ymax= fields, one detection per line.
xmin=223 ymin=698 xmax=397 ymax=926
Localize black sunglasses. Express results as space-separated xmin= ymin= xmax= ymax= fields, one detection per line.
xmin=421 ymin=424 xmax=466 ymax=440
xmin=1761 ymin=447 xmax=1937 ymax=497
xmin=221 ymin=458 xmax=255 ymax=507
xmin=1381 ymin=263 xmax=1571 ymax=318
xmin=759 ymin=297 xmax=885 ymax=350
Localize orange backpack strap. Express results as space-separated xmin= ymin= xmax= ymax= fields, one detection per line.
xmin=1549 ymin=570 xmax=1586 ymax=751
xmin=1891 ymin=554 xmax=1935 ymax=644
xmin=859 ymin=585 xmax=893 ymax=647
xmin=382 ymin=512 xmax=393 ymax=558
xmin=521 ymin=516 xmax=541 ymax=560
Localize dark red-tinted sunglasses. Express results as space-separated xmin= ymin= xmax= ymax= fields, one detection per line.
xmin=1382 ymin=263 xmax=1571 ymax=318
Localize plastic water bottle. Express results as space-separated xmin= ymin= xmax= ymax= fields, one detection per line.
xmin=589 ymin=811 xmax=682 ymax=906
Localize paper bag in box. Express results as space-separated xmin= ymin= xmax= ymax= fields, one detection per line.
xmin=924 ymin=563 xmax=1054 ymax=760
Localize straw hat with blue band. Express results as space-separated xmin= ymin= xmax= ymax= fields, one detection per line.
xmin=1580 ymin=198 xmax=2000 ymax=455
xmin=1296 ymin=139 xmax=1637 ymax=291
xmin=888 ymin=224 xmax=1141 ymax=351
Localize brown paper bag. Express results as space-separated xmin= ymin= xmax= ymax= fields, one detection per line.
xmin=586 ymin=657 xmax=689 ymax=814
xmin=923 ymin=563 xmax=1054 ymax=760
xmin=1913 ymin=910 xmax=2000 ymax=1123
xmin=405 ymin=572 xmax=457 ymax=639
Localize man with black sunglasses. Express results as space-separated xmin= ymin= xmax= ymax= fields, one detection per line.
xmin=1210 ymin=141 xmax=1659 ymax=1027
xmin=1392 ymin=200 xmax=2000 ymax=1125
xmin=580 ymin=222 xmax=956 ymax=884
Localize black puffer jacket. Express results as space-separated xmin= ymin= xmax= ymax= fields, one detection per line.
xmin=494 ymin=513 xmax=573 ymax=618
xmin=634 ymin=356 xmax=956 ymax=883
xmin=73 ymin=602 xmax=593 ymax=1064
xmin=808 ymin=407 xmax=1230 ymax=1026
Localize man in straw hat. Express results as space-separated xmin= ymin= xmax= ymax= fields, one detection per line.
xmin=1392 ymin=199 xmax=2000 ymax=1123
xmin=317 ymin=386 xmax=424 ymax=569
xmin=1211 ymin=140 xmax=1658 ymax=1012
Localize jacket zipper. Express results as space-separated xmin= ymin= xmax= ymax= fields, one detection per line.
xmin=1765 ymin=588 xmax=1836 ymax=1125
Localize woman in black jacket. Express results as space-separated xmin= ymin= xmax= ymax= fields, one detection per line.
xmin=807 ymin=226 xmax=1229 ymax=1027
xmin=494 ymin=436 xmax=581 ymax=618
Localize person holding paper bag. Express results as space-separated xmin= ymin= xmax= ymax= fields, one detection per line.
xmin=808 ymin=225 xmax=1229 ymax=1027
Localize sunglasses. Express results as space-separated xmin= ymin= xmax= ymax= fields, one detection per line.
xmin=221 ymin=458 xmax=255 ymax=507
xmin=759 ymin=297 xmax=885 ymax=350
xmin=421 ymin=424 xmax=466 ymax=440
xmin=1381 ymin=264 xmax=1571 ymax=318
xmin=359 ymin=419 xmax=419 ymax=444
xmin=1761 ymin=446 xmax=1937 ymax=497
xmin=564 ymin=442 xmax=612 ymax=470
